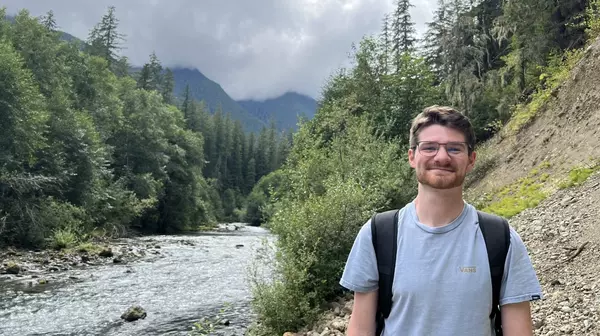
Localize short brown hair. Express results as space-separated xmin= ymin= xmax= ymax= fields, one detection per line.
xmin=409 ymin=105 xmax=475 ymax=151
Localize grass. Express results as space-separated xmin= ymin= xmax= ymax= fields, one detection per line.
xmin=473 ymin=161 xmax=552 ymax=219
xmin=50 ymin=227 xmax=79 ymax=250
xmin=473 ymin=159 xmax=600 ymax=219
xmin=558 ymin=161 xmax=600 ymax=189
xmin=504 ymin=48 xmax=585 ymax=136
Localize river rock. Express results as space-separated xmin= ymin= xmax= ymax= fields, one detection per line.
xmin=5 ymin=262 xmax=21 ymax=274
xmin=121 ymin=305 xmax=147 ymax=322
xmin=99 ymin=248 xmax=113 ymax=258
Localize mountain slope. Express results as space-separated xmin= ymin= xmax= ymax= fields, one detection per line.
xmin=238 ymin=92 xmax=318 ymax=131
xmin=462 ymin=37 xmax=600 ymax=336
xmin=464 ymin=39 xmax=600 ymax=206
xmin=171 ymin=68 xmax=267 ymax=133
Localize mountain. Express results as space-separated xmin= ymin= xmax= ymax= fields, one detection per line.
xmin=237 ymin=92 xmax=318 ymax=131
xmin=170 ymin=68 xmax=267 ymax=133
xmin=6 ymin=13 xmax=318 ymax=134
xmin=170 ymin=68 xmax=318 ymax=133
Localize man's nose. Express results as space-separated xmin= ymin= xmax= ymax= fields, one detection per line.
xmin=434 ymin=145 xmax=452 ymax=162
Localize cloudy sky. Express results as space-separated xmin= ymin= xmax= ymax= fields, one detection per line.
xmin=3 ymin=0 xmax=437 ymax=101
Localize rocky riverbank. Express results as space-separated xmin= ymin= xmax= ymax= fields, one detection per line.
xmin=283 ymin=294 xmax=353 ymax=336
xmin=0 ymin=238 xmax=162 ymax=289
xmin=0 ymin=223 xmax=242 ymax=290
xmin=0 ymin=223 xmax=268 ymax=336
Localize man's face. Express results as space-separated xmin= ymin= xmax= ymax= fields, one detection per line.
xmin=408 ymin=125 xmax=476 ymax=190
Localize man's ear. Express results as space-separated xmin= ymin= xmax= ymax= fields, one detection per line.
xmin=466 ymin=151 xmax=477 ymax=173
xmin=408 ymin=147 xmax=416 ymax=168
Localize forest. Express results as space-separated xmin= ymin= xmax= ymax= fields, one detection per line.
xmin=0 ymin=7 xmax=291 ymax=248
xmin=247 ymin=0 xmax=600 ymax=335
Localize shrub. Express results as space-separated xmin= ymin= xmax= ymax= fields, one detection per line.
xmin=248 ymin=115 xmax=416 ymax=335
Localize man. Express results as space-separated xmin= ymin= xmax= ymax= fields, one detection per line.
xmin=339 ymin=106 xmax=543 ymax=335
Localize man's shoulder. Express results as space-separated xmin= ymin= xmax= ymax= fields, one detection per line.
xmin=369 ymin=203 xmax=412 ymax=226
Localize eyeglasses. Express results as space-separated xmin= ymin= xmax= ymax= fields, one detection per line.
xmin=413 ymin=141 xmax=470 ymax=157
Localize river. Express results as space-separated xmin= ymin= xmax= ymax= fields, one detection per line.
xmin=0 ymin=224 xmax=274 ymax=336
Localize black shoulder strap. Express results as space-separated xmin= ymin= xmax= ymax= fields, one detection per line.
xmin=370 ymin=209 xmax=399 ymax=336
xmin=477 ymin=210 xmax=511 ymax=336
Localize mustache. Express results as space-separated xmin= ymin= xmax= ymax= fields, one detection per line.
xmin=427 ymin=166 xmax=455 ymax=171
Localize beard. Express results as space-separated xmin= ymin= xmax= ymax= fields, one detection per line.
xmin=415 ymin=164 xmax=466 ymax=189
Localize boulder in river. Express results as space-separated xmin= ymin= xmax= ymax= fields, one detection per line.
xmin=5 ymin=262 xmax=21 ymax=274
xmin=120 ymin=305 xmax=147 ymax=322
xmin=98 ymin=248 xmax=113 ymax=258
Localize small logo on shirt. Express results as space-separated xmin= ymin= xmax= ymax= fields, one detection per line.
xmin=460 ymin=266 xmax=477 ymax=273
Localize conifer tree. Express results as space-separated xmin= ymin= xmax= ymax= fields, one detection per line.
xmin=162 ymin=68 xmax=175 ymax=104
xmin=379 ymin=13 xmax=392 ymax=74
xmin=392 ymin=0 xmax=417 ymax=71
xmin=40 ymin=10 xmax=57 ymax=32
xmin=86 ymin=6 xmax=125 ymax=67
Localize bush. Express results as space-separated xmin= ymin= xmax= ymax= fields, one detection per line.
xmin=244 ymin=170 xmax=290 ymax=226
xmin=248 ymin=115 xmax=417 ymax=335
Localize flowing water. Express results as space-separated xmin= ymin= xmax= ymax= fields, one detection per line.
xmin=0 ymin=224 xmax=274 ymax=336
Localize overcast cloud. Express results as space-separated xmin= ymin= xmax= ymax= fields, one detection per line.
xmin=3 ymin=0 xmax=436 ymax=100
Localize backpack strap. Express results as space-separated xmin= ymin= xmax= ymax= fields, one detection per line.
xmin=370 ymin=209 xmax=399 ymax=336
xmin=477 ymin=210 xmax=511 ymax=336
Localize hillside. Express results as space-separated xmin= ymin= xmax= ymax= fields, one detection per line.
xmin=238 ymin=92 xmax=318 ymax=131
xmin=463 ymin=38 xmax=600 ymax=211
xmin=171 ymin=68 xmax=318 ymax=133
xmin=462 ymin=36 xmax=600 ymax=336
xmin=170 ymin=68 xmax=267 ymax=133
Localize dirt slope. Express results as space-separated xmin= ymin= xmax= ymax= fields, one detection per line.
xmin=465 ymin=37 xmax=600 ymax=201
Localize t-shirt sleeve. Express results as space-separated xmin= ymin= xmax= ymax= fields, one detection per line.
xmin=499 ymin=226 xmax=544 ymax=306
xmin=339 ymin=220 xmax=379 ymax=293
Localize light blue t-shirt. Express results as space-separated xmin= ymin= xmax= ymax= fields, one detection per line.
xmin=340 ymin=201 xmax=543 ymax=336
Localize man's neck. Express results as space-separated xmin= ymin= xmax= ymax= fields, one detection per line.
xmin=414 ymin=185 xmax=465 ymax=228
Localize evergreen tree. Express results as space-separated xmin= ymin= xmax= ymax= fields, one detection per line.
xmin=392 ymin=0 xmax=417 ymax=71
xmin=181 ymin=84 xmax=192 ymax=121
xmin=113 ymin=56 xmax=131 ymax=77
xmin=40 ymin=10 xmax=57 ymax=32
xmin=86 ymin=6 xmax=125 ymax=67
xmin=379 ymin=13 xmax=392 ymax=74
xmin=162 ymin=68 xmax=175 ymax=104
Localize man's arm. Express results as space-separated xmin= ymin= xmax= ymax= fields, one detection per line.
xmin=501 ymin=301 xmax=533 ymax=336
xmin=347 ymin=290 xmax=378 ymax=336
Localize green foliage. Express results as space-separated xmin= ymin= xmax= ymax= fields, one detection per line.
xmin=0 ymin=9 xmax=288 ymax=247
xmin=473 ymin=162 xmax=551 ymax=218
xmin=586 ymin=0 xmax=600 ymax=40
xmin=249 ymin=113 xmax=416 ymax=334
xmin=50 ymin=228 xmax=79 ymax=250
xmin=244 ymin=170 xmax=289 ymax=226
xmin=189 ymin=303 xmax=232 ymax=336
xmin=558 ymin=163 xmax=600 ymax=189
xmin=505 ymin=48 xmax=584 ymax=134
